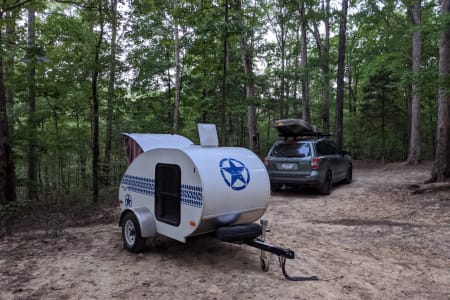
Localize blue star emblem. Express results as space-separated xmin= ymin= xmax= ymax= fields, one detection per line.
xmin=125 ymin=194 xmax=132 ymax=207
xmin=219 ymin=158 xmax=251 ymax=190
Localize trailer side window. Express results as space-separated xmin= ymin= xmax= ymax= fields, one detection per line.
xmin=155 ymin=163 xmax=181 ymax=226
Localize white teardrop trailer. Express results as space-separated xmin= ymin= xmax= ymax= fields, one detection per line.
xmin=118 ymin=124 xmax=318 ymax=281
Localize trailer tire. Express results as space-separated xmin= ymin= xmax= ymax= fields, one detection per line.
xmin=216 ymin=223 xmax=262 ymax=242
xmin=122 ymin=212 xmax=146 ymax=253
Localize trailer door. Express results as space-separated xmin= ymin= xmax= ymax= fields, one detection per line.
xmin=155 ymin=163 xmax=181 ymax=226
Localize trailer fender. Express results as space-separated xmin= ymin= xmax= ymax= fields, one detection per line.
xmin=119 ymin=207 xmax=156 ymax=238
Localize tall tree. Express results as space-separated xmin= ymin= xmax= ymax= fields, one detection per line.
xmin=91 ymin=1 xmax=105 ymax=203
xmin=310 ymin=0 xmax=331 ymax=133
xmin=173 ymin=0 xmax=181 ymax=134
xmin=405 ymin=0 xmax=422 ymax=165
xmin=5 ymin=10 xmax=17 ymax=132
xmin=429 ymin=0 xmax=450 ymax=182
xmin=235 ymin=0 xmax=259 ymax=154
xmin=0 ymin=29 xmax=15 ymax=204
xmin=263 ymin=0 xmax=292 ymax=119
xmin=334 ymin=0 xmax=348 ymax=150
xmin=103 ymin=0 xmax=119 ymax=185
xmin=220 ymin=0 xmax=229 ymax=145
xmin=0 ymin=1 xmax=30 ymax=203
xmin=299 ymin=0 xmax=310 ymax=123
xmin=26 ymin=5 xmax=39 ymax=201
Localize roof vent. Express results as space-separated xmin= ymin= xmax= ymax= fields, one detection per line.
xmin=198 ymin=123 xmax=218 ymax=147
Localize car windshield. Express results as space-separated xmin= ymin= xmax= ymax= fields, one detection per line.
xmin=270 ymin=142 xmax=311 ymax=158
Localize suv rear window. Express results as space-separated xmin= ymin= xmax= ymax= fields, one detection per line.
xmin=270 ymin=142 xmax=311 ymax=158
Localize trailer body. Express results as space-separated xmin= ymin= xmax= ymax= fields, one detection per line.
xmin=119 ymin=125 xmax=269 ymax=243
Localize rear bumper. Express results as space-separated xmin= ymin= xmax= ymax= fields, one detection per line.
xmin=268 ymin=171 xmax=322 ymax=186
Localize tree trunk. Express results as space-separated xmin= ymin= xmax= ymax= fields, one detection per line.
xmin=52 ymin=109 xmax=66 ymax=191
xmin=300 ymin=1 xmax=310 ymax=123
xmin=103 ymin=0 xmax=118 ymax=186
xmin=310 ymin=0 xmax=330 ymax=133
xmin=173 ymin=0 xmax=181 ymax=134
xmin=220 ymin=0 xmax=229 ymax=146
xmin=293 ymin=30 xmax=300 ymax=117
xmin=235 ymin=0 xmax=259 ymax=154
xmin=266 ymin=4 xmax=287 ymax=118
xmin=0 ymin=13 xmax=16 ymax=204
xmin=5 ymin=11 xmax=16 ymax=133
xmin=381 ymin=91 xmax=386 ymax=164
xmin=27 ymin=7 xmax=39 ymax=201
xmin=347 ymin=35 xmax=357 ymax=155
xmin=280 ymin=25 xmax=287 ymax=119
xmin=406 ymin=0 xmax=422 ymax=165
xmin=91 ymin=5 xmax=104 ymax=203
xmin=166 ymin=49 xmax=171 ymax=118
xmin=334 ymin=0 xmax=348 ymax=150
xmin=77 ymin=113 xmax=87 ymax=189
xmin=347 ymin=35 xmax=356 ymax=114
xmin=430 ymin=0 xmax=450 ymax=182
xmin=322 ymin=0 xmax=330 ymax=134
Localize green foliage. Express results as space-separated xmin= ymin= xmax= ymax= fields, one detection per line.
xmin=1 ymin=0 xmax=444 ymax=205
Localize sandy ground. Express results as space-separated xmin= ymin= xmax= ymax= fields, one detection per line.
xmin=1 ymin=161 xmax=449 ymax=300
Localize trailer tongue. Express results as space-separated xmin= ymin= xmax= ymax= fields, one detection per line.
xmin=216 ymin=219 xmax=319 ymax=281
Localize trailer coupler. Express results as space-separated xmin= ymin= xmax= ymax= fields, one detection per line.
xmin=245 ymin=220 xmax=319 ymax=282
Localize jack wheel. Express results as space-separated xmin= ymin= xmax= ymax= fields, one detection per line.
xmin=260 ymin=256 xmax=270 ymax=272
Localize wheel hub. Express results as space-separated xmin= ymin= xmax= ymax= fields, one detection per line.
xmin=124 ymin=220 xmax=136 ymax=245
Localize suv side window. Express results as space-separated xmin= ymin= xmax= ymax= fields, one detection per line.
xmin=316 ymin=141 xmax=327 ymax=155
xmin=326 ymin=141 xmax=338 ymax=155
xmin=316 ymin=140 xmax=338 ymax=155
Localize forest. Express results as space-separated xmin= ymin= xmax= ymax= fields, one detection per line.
xmin=0 ymin=0 xmax=449 ymax=206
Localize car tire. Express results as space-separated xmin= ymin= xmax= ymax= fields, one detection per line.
xmin=318 ymin=171 xmax=332 ymax=195
xmin=344 ymin=165 xmax=352 ymax=184
xmin=122 ymin=212 xmax=146 ymax=253
xmin=270 ymin=183 xmax=282 ymax=192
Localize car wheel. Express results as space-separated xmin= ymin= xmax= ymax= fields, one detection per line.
xmin=122 ymin=212 xmax=146 ymax=253
xmin=318 ymin=171 xmax=332 ymax=195
xmin=270 ymin=183 xmax=282 ymax=192
xmin=344 ymin=166 xmax=352 ymax=184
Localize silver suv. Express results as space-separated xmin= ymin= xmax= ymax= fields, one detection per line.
xmin=264 ymin=138 xmax=352 ymax=194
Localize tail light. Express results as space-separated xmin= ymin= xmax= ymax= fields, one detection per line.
xmin=311 ymin=157 xmax=321 ymax=170
xmin=264 ymin=157 xmax=269 ymax=166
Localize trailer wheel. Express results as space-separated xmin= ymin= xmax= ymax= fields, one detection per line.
xmin=260 ymin=256 xmax=270 ymax=272
xmin=122 ymin=212 xmax=146 ymax=253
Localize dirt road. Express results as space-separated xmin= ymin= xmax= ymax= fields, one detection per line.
xmin=1 ymin=161 xmax=449 ymax=299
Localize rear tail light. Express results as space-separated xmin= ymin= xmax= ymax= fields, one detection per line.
xmin=311 ymin=157 xmax=321 ymax=170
